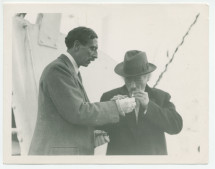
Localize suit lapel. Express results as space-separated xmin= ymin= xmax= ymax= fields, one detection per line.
xmin=145 ymin=85 xmax=155 ymax=103
xmin=75 ymin=73 xmax=90 ymax=102
xmin=59 ymin=54 xmax=90 ymax=102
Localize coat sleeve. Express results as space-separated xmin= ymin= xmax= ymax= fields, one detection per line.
xmin=95 ymin=93 xmax=115 ymax=132
xmin=44 ymin=65 xmax=120 ymax=127
xmin=145 ymin=92 xmax=183 ymax=135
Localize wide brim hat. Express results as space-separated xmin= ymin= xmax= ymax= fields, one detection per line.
xmin=114 ymin=50 xmax=156 ymax=77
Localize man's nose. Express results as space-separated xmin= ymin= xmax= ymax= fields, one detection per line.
xmin=130 ymin=81 xmax=136 ymax=89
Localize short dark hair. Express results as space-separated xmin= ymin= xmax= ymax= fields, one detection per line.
xmin=65 ymin=27 xmax=98 ymax=49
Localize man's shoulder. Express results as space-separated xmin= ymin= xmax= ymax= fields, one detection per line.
xmin=47 ymin=54 xmax=66 ymax=67
xmin=42 ymin=58 xmax=61 ymax=74
xmin=104 ymin=86 xmax=124 ymax=95
xmin=151 ymin=87 xmax=168 ymax=94
xmin=41 ymin=55 xmax=74 ymax=79
xmin=47 ymin=54 xmax=72 ymax=70
xmin=148 ymin=86 xmax=170 ymax=99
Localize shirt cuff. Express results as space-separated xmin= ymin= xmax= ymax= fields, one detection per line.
xmin=115 ymin=99 xmax=125 ymax=116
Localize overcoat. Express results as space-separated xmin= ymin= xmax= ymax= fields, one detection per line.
xmin=99 ymin=85 xmax=183 ymax=155
xmin=28 ymin=54 xmax=120 ymax=155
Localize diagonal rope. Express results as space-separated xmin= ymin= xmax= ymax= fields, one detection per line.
xmin=153 ymin=13 xmax=200 ymax=88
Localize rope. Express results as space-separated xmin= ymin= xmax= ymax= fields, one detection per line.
xmin=153 ymin=13 xmax=200 ymax=88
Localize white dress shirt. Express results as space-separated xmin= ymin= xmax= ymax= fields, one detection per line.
xmin=63 ymin=52 xmax=79 ymax=75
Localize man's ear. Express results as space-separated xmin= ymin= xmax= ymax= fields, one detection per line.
xmin=73 ymin=40 xmax=81 ymax=51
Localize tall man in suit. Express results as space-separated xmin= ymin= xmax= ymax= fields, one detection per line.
xmin=99 ymin=50 xmax=183 ymax=155
xmin=28 ymin=27 xmax=136 ymax=155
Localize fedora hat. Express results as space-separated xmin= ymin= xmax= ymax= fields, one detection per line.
xmin=114 ymin=50 xmax=156 ymax=77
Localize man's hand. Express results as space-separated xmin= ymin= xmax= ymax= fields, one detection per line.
xmin=111 ymin=95 xmax=128 ymax=101
xmin=132 ymin=90 xmax=149 ymax=109
xmin=116 ymin=97 xmax=136 ymax=115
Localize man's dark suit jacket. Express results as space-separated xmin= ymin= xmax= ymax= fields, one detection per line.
xmin=28 ymin=54 xmax=120 ymax=155
xmin=99 ymin=85 xmax=183 ymax=155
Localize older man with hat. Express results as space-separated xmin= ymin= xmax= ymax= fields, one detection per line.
xmin=98 ymin=50 xmax=183 ymax=155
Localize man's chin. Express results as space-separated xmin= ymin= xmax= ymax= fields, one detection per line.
xmin=82 ymin=63 xmax=90 ymax=67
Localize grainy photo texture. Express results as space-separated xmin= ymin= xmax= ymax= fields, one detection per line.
xmin=4 ymin=3 xmax=208 ymax=164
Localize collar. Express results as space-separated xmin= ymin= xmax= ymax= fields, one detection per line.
xmin=63 ymin=51 xmax=79 ymax=75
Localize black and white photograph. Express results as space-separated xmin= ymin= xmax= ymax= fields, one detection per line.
xmin=3 ymin=2 xmax=211 ymax=165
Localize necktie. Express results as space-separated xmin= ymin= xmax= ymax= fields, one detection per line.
xmin=135 ymin=102 xmax=140 ymax=122
xmin=77 ymin=72 xmax=82 ymax=83
xmin=77 ymin=71 xmax=89 ymax=101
